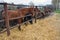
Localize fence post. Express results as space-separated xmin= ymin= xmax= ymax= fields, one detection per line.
xmin=35 ymin=6 xmax=37 ymax=23
xmin=4 ymin=3 xmax=10 ymax=36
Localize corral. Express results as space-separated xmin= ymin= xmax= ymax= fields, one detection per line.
xmin=0 ymin=3 xmax=52 ymax=36
xmin=0 ymin=0 xmax=60 ymax=40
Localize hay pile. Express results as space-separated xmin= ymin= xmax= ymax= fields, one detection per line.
xmin=0 ymin=13 xmax=60 ymax=40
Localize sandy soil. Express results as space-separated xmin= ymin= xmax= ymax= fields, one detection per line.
xmin=0 ymin=13 xmax=60 ymax=40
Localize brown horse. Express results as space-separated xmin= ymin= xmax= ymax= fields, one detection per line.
xmin=44 ymin=6 xmax=52 ymax=14
xmin=2 ymin=7 xmax=41 ymax=30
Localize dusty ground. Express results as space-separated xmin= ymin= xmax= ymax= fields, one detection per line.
xmin=0 ymin=13 xmax=60 ymax=40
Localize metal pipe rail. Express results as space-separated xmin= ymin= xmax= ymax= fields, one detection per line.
xmin=0 ymin=14 xmax=32 ymax=22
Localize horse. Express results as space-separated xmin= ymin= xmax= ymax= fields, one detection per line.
xmin=44 ymin=6 xmax=52 ymax=14
xmin=1 ymin=7 xmax=42 ymax=30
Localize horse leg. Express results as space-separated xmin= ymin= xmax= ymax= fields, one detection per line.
xmin=28 ymin=16 xmax=33 ymax=24
xmin=18 ymin=25 xmax=21 ymax=30
xmin=18 ymin=18 xmax=22 ymax=30
xmin=41 ymin=12 xmax=45 ymax=18
xmin=29 ymin=20 xmax=33 ymax=24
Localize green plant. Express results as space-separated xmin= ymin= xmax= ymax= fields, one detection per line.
xmin=55 ymin=9 xmax=60 ymax=13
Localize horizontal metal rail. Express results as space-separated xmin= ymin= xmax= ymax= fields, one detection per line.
xmin=0 ymin=14 xmax=32 ymax=22
xmin=0 ymin=3 xmax=39 ymax=7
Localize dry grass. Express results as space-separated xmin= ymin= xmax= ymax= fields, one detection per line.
xmin=0 ymin=13 xmax=60 ymax=40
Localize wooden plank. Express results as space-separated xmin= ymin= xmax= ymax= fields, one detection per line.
xmin=4 ymin=3 xmax=10 ymax=36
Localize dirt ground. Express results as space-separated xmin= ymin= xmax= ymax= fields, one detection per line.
xmin=0 ymin=13 xmax=60 ymax=40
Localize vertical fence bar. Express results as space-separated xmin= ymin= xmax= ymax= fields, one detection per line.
xmin=4 ymin=3 xmax=10 ymax=36
xmin=32 ymin=6 xmax=35 ymax=23
xmin=35 ymin=6 xmax=37 ymax=23
xmin=35 ymin=12 xmax=37 ymax=23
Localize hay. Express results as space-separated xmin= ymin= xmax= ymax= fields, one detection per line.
xmin=0 ymin=13 xmax=60 ymax=40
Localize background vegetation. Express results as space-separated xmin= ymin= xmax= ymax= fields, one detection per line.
xmin=55 ymin=9 xmax=60 ymax=13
